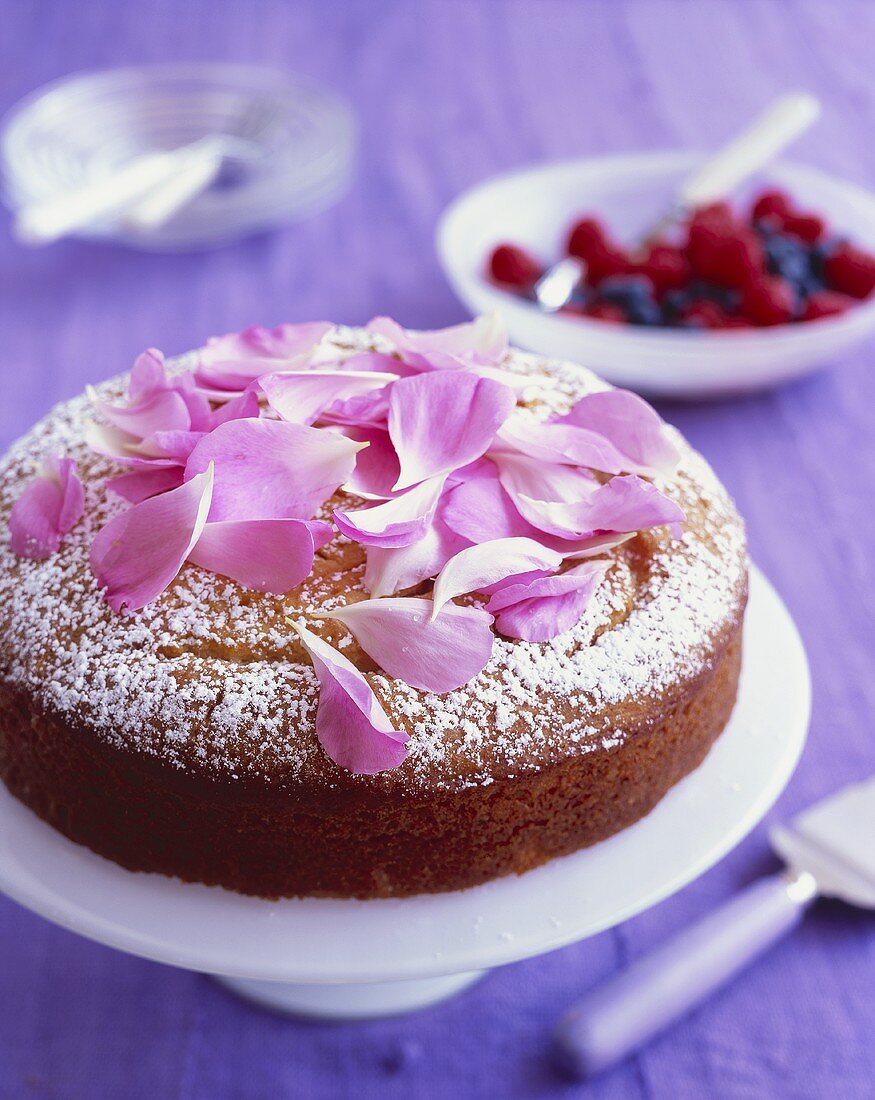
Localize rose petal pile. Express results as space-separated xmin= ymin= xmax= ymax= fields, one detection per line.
xmin=7 ymin=314 xmax=685 ymax=776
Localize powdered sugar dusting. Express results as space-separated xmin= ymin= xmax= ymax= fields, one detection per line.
xmin=0 ymin=329 xmax=746 ymax=792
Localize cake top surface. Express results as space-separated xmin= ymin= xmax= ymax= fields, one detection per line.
xmin=0 ymin=321 xmax=746 ymax=793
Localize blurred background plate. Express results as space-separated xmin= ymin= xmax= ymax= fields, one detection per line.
xmin=0 ymin=62 xmax=356 ymax=251
xmin=437 ymin=151 xmax=875 ymax=398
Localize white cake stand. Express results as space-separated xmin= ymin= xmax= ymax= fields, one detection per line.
xmin=0 ymin=567 xmax=809 ymax=1019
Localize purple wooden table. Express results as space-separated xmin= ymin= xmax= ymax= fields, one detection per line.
xmin=1 ymin=2 xmax=873 ymax=1096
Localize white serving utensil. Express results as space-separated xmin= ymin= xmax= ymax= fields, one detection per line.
xmin=121 ymin=140 xmax=227 ymax=232
xmin=533 ymin=93 xmax=821 ymax=312
xmin=555 ymin=774 xmax=875 ymax=1079
xmin=13 ymin=136 xmax=229 ymax=246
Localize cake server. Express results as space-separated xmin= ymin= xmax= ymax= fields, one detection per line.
xmin=533 ymin=92 xmax=821 ymax=312
xmin=554 ymin=774 xmax=875 ymax=1079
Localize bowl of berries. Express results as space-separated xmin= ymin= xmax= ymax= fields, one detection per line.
xmin=436 ymin=151 xmax=875 ymax=397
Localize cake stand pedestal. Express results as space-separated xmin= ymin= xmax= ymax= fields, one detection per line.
xmin=0 ymin=568 xmax=810 ymax=1020
xmin=216 ymin=972 xmax=484 ymax=1019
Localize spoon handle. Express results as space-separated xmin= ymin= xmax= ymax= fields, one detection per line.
xmin=681 ymin=93 xmax=821 ymax=208
xmin=554 ymin=870 xmax=818 ymax=1080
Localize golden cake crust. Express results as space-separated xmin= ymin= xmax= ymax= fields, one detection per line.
xmin=0 ymin=330 xmax=747 ymax=896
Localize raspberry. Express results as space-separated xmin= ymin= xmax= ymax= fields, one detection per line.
xmin=679 ymin=301 xmax=732 ymax=329
xmin=740 ymin=275 xmax=796 ymax=326
xmin=558 ymin=301 xmax=589 ymax=317
xmin=686 ymin=222 xmax=763 ymax=289
xmin=685 ymin=222 xmax=725 ymax=281
xmin=488 ymin=244 xmax=542 ymax=289
xmin=690 ymin=201 xmax=734 ymax=227
xmin=802 ymin=290 xmax=855 ymax=321
xmin=823 ymin=242 xmax=875 ymax=299
xmin=585 ymin=301 xmax=626 ymax=323
xmin=714 ymin=231 xmax=765 ymax=289
xmin=566 ymin=218 xmax=612 ymax=262
xmin=782 ymin=213 xmax=827 ymax=244
xmin=564 ymin=218 xmax=630 ymax=285
xmin=637 ymin=244 xmax=690 ymax=296
xmin=586 ymin=247 xmax=631 ymax=286
xmin=718 ymin=315 xmax=756 ymax=329
xmin=751 ymin=190 xmax=793 ymax=222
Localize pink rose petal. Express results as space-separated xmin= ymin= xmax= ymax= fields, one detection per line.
xmin=106 ymin=465 xmax=186 ymax=503
xmin=185 ymin=418 xmax=364 ymax=522
xmin=443 ymin=474 xmax=544 ymax=544
xmin=84 ymin=421 xmax=151 ymax=463
xmin=188 ymin=518 xmax=333 ymax=593
xmin=389 ymin=372 xmax=515 ymax=491
xmin=196 ymin=322 xmax=333 ymax=394
xmin=488 ymin=560 xmax=609 ymax=641
xmin=367 ymin=312 xmax=507 ymax=368
xmin=290 ymin=621 xmax=408 ymax=775
xmin=342 ymin=427 xmax=401 ymax=499
xmin=516 ymin=475 xmax=686 ymax=539
xmin=176 ymin=386 xmax=213 ymax=433
xmin=322 ymin=388 xmax=390 ymax=428
xmin=363 ymin=516 xmax=470 ymax=597
xmin=209 ymin=387 xmax=261 ymax=427
xmin=260 ymin=369 xmax=397 ymax=425
xmin=335 ymin=351 xmax=419 ymax=377
xmin=495 ymin=412 xmax=627 ymax=474
xmin=9 ymin=456 xmax=84 ymax=560
xmin=431 ymin=537 xmax=562 ymax=617
xmin=555 ymin=389 xmax=680 ymax=476
xmin=201 ymin=322 xmax=333 ymax=365
xmin=90 ymin=465 xmax=214 ymax=612
xmin=562 ymin=532 xmax=635 ymax=559
xmin=146 ymin=429 xmax=204 ymax=463
xmin=443 ymin=476 xmax=641 ymax=556
xmin=325 ymin=597 xmax=494 ymax=693
xmin=92 ymin=388 xmax=192 ymax=440
xmin=333 ymin=474 xmax=447 ymax=548
xmin=493 ymin=451 xmax=599 ymax=509
xmin=128 ymin=348 xmax=167 ymax=401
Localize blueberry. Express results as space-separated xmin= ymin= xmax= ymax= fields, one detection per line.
xmin=569 ymin=286 xmax=589 ymax=307
xmin=810 ymin=238 xmax=841 ymax=280
xmin=764 ymin=234 xmax=809 ymax=283
xmin=598 ymin=275 xmax=655 ymax=305
xmin=690 ymin=280 xmax=739 ymax=310
xmin=794 ymin=272 xmax=825 ymax=299
xmin=753 ymin=218 xmax=779 ymax=238
xmin=626 ymin=299 xmax=663 ymax=326
xmin=661 ymin=288 xmax=689 ymax=321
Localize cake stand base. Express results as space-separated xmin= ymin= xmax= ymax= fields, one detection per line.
xmin=214 ymin=970 xmax=484 ymax=1019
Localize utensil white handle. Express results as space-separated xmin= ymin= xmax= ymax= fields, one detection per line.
xmin=13 ymin=137 xmax=228 ymax=246
xmin=124 ymin=144 xmax=225 ymax=232
xmin=13 ymin=150 xmax=187 ymax=246
xmin=555 ymin=870 xmax=818 ymax=1080
xmin=680 ymin=93 xmax=821 ymax=208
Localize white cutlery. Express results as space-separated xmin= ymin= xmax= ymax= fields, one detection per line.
xmin=12 ymin=138 xmax=223 ymax=246
xmin=555 ymin=774 xmax=875 ymax=1079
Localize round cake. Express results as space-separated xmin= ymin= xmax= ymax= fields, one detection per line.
xmin=0 ymin=318 xmax=747 ymax=898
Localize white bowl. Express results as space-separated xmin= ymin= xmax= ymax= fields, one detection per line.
xmin=436 ymin=151 xmax=875 ymax=398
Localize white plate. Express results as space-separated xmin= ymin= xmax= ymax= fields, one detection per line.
xmin=0 ymin=565 xmax=808 ymax=1008
xmin=436 ymin=152 xmax=875 ymax=398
